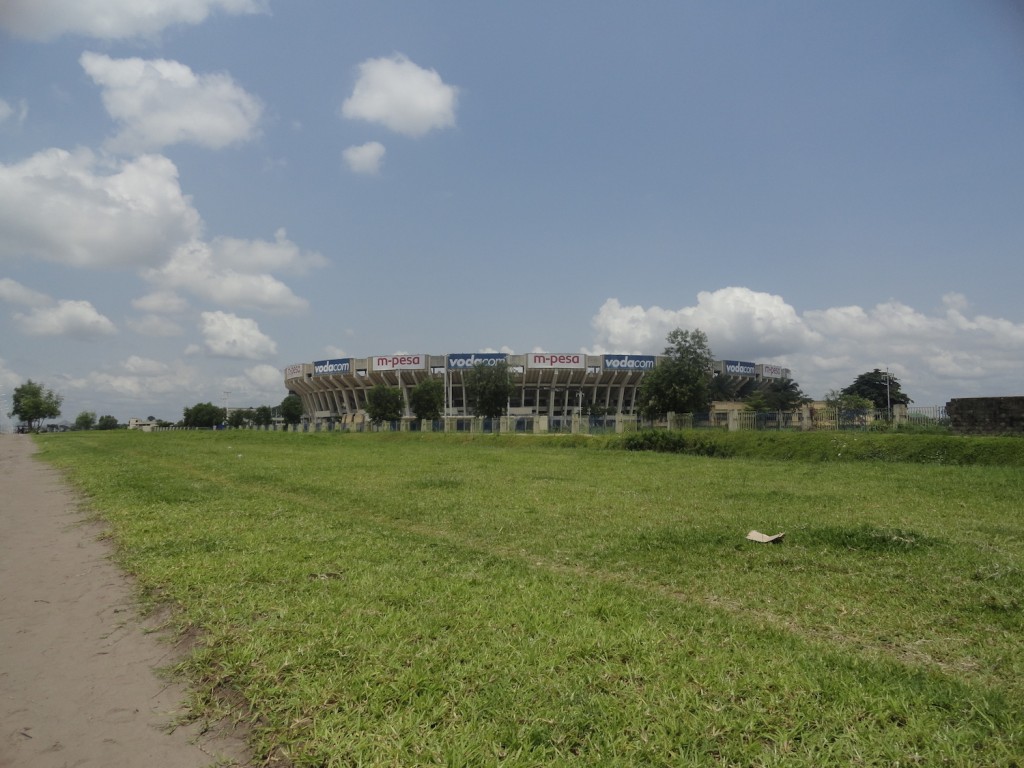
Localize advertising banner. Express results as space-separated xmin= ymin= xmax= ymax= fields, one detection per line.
xmin=373 ymin=354 xmax=425 ymax=371
xmin=603 ymin=354 xmax=656 ymax=371
xmin=723 ymin=360 xmax=756 ymax=376
xmin=760 ymin=364 xmax=785 ymax=379
xmin=312 ymin=358 xmax=351 ymax=376
xmin=447 ymin=353 xmax=507 ymax=369
xmin=528 ymin=353 xmax=585 ymax=369
xmin=284 ymin=364 xmax=305 ymax=380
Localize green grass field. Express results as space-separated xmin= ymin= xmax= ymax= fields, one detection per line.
xmin=36 ymin=431 xmax=1024 ymax=766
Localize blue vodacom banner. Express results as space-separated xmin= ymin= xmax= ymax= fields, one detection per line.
xmin=447 ymin=353 xmax=507 ymax=369
xmin=723 ymin=360 xmax=756 ymax=376
xmin=312 ymin=358 xmax=351 ymax=375
xmin=602 ymin=354 xmax=656 ymax=371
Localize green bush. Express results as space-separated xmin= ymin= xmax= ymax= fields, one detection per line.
xmin=617 ymin=429 xmax=1024 ymax=466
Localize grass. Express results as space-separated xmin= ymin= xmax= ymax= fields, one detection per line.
xmin=35 ymin=430 xmax=1024 ymax=767
xmin=621 ymin=429 xmax=1024 ymax=465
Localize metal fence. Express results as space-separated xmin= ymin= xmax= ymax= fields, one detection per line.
xmin=226 ymin=404 xmax=949 ymax=435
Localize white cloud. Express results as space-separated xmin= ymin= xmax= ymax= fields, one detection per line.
xmin=199 ymin=310 xmax=276 ymax=359
xmin=14 ymin=299 xmax=117 ymax=339
xmin=343 ymin=141 xmax=386 ymax=175
xmin=222 ymin=363 xmax=287 ymax=404
xmin=341 ymin=54 xmax=458 ymax=137
xmin=0 ymin=0 xmax=266 ymax=41
xmin=591 ymin=287 xmax=821 ymax=358
xmin=589 ymin=287 xmax=1024 ymax=404
xmin=81 ymin=52 xmax=263 ymax=153
xmin=0 ymin=98 xmax=28 ymax=124
xmin=0 ymin=148 xmax=201 ymax=268
xmin=122 ymin=355 xmax=170 ymax=376
xmin=145 ymin=238 xmax=311 ymax=313
xmin=243 ymin=362 xmax=284 ymax=390
xmin=212 ymin=228 xmax=326 ymax=274
xmin=0 ymin=278 xmax=51 ymax=307
xmin=0 ymin=357 xmax=23 ymax=400
xmin=65 ymin=358 xmax=202 ymax=404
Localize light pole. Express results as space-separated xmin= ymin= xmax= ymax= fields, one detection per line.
xmin=223 ymin=390 xmax=231 ymax=427
xmin=885 ymin=369 xmax=892 ymax=422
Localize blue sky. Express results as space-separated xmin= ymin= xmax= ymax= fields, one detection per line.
xmin=2 ymin=1 xmax=1023 ymax=423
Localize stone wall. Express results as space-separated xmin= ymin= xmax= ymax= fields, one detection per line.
xmin=946 ymin=397 xmax=1024 ymax=435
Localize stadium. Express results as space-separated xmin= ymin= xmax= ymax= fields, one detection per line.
xmin=284 ymin=352 xmax=790 ymax=428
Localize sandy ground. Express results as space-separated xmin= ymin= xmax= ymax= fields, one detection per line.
xmin=0 ymin=434 xmax=253 ymax=768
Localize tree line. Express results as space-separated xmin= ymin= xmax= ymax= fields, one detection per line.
xmin=6 ymin=380 xmax=307 ymax=431
xmin=7 ymin=339 xmax=912 ymax=431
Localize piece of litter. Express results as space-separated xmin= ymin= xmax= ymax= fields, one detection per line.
xmin=746 ymin=530 xmax=785 ymax=543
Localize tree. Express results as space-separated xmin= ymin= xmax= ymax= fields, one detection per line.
xmin=280 ymin=394 xmax=304 ymax=425
xmin=743 ymin=391 xmax=771 ymax=412
xmin=463 ymin=361 xmax=516 ymax=419
xmin=96 ymin=415 xmax=119 ymax=430
xmin=842 ymin=369 xmax=911 ymax=411
xmin=365 ymin=385 xmax=404 ymax=425
xmin=409 ymin=378 xmax=444 ymax=421
xmin=824 ymin=389 xmax=875 ymax=429
xmin=637 ymin=328 xmax=714 ymax=420
xmin=758 ymin=378 xmax=810 ymax=411
xmin=9 ymin=380 xmax=63 ymax=431
xmin=227 ymin=408 xmax=254 ymax=428
xmin=253 ymin=405 xmax=274 ymax=427
xmin=182 ymin=401 xmax=225 ymax=428
xmin=74 ymin=411 xmax=97 ymax=431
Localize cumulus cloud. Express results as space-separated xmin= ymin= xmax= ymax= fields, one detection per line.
xmin=0 ymin=356 xmax=23 ymax=393
xmin=212 ymin=228 xmax=326 ymax=274
xmin=65 ymin=358 xmax=202 ymax=403
xmin=341 ymin=54 xmax=458 ymax=137
xmin=591 ymin=287 xmax=821 ymax=359
xmin=145 ymin=236 xmax=314 ymax=313
xmin=121 ymin=355 xmax=170 ymax=376
xmin=0 ymin=148 xmax=201 ymax=268
xmin=222 ymin=363 xmax=287 ymax=403
xmin=0 ymin=0 xmax=266 ymax=41
xmin=0 ymin=278 xmax=50 ymax=307
xmin=14 ymin=300 xmax=117 ymax=339
xmin=588 ymin=287 xmax=1024 ymax=404
xmin=199 ymin=310 xmax=276 ymax=359
xmin=81 ymin=52 xmax=263 ymax=153
xmin=343 ymin=141 xmax=386 ymax=175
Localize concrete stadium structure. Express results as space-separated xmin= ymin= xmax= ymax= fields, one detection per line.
xmin=284 ymin=352 xmax=791 ymax=427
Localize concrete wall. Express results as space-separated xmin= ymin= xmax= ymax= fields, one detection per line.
xmin=946 ymin=397 xmax=1024 ymax=435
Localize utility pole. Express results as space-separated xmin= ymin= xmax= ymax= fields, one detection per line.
xmin=885 ymin=369 xmax=891 ymax=422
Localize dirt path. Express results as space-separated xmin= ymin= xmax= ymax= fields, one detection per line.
xmin=0 ymin=434 xmax=252 ymax=768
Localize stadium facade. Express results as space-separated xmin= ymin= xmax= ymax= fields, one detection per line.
xmin=284 ymin=352 xmax=790 ymax=426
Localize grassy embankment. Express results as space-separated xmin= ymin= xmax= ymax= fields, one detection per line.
xmin=36 ymin=430 xmax=1024 ymax=767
